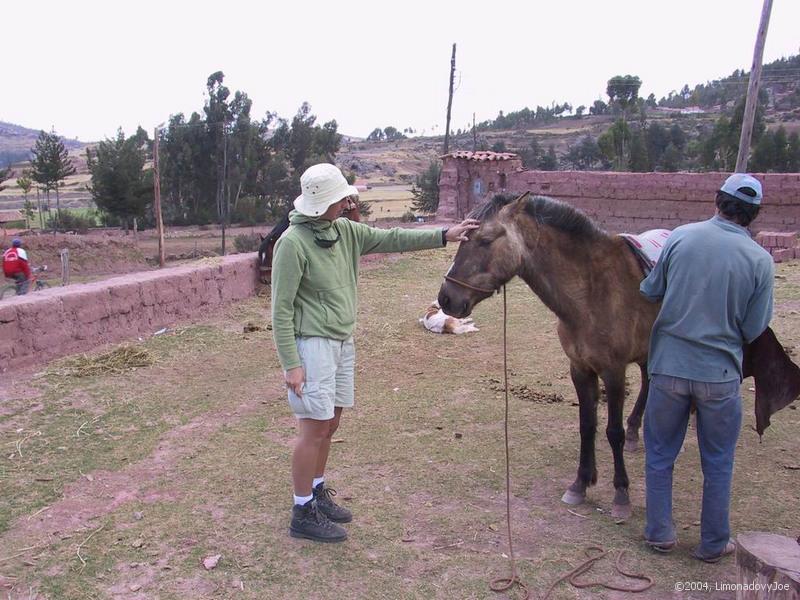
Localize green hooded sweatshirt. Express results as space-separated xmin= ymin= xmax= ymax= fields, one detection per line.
xmin=271 ymin=210 xmax=445 ymax=370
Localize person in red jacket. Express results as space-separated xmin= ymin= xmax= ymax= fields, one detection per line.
xmin=3 ymin=239 xmax=32 ymax=294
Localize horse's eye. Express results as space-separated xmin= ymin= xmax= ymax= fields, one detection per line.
xmin=478 ymin=238 xmax=493 ymax=247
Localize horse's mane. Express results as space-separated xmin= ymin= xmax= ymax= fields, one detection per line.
xmin=470 ymin=193 xmax=606 ymax=241
xmin=258 ymin=213 xmax=291 ymax=267
xmin=264 ymin=213 xmax=291 ymax=244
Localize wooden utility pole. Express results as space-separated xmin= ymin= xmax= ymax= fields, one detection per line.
xmin=735 ymin=0 xmax=773 ymax=172
xmin=443 ymin=43 xmax=456 ymax=155
xmin=220 ymin=120 xmax=229 ymax=256
xmin=153 ymin=126 xmax=165 ymax=268
xmin=60 ymin=248 xmax=69 ymax=286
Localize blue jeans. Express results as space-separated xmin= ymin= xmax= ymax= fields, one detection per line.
xmin=644 ymin=374 xmax=742 ymax=556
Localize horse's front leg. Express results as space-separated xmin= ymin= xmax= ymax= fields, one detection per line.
xmin=562 ymin=363 xmax=599 ymax=506
xmin=624 ymin=362 xmax=649 ymax=452
xmin=603 ymin=369 xmax=632 ymax=520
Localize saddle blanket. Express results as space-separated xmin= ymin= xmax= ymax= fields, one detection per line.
xmin=619 ymin=229 xmax=672 ymax=275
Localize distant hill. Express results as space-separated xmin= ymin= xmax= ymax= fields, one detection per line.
xmin=0 ymin=121 xmax=86 ymax=167
xmin=0 ymin=124 xmax=91 ymax=210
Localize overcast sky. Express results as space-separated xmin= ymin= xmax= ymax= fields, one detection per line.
xmin=3 ymin=0 xmax=798 ymax=142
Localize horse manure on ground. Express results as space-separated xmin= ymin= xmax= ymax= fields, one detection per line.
xmin=510 ymin=384 xmax=564 ymax=404
xmin=480 ymin=376 xmax=564 ymax=403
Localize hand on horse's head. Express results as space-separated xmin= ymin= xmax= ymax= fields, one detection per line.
xmin=446 ymin=219 xmax=480 ymax=243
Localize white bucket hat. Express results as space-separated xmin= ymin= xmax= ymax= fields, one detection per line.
xmin=293 ymin=163 xmax=359 ymax=217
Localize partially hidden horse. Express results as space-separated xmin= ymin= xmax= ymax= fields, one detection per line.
xmin=258 ymin=199 xmax=362 ymax=281
xmin=437 ymin=192 xmax=659 ymax=519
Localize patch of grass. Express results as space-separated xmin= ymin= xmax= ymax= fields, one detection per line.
xmin=1 ymin=254 xmax=799 ymax=598
xmin=0 ymin=325 xmax=256 ymax=535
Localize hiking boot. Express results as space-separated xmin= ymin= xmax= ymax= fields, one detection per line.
xmin=313 ymin=482 xmax=353 ymax=523
xmin=289 ymin=500 xmax=347 ymax=543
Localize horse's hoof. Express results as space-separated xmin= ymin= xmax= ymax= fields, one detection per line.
xmin=612 ymin=502 xmax=632 ymax=521
xmin=561 ymin=489 xmax=586 ymax=506
xmin=624 ymin=438 xmax=640 ymax=453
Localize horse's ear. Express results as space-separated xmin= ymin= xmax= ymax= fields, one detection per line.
xmin=509 ymin=192 xmax=530 ymax=211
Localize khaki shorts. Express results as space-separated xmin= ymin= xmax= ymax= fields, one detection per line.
xmin=287 ymin=336 xmax=355 ymax=420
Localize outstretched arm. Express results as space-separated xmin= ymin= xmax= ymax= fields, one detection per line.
xmin=444 ymin=219 xmax=480 ymax=243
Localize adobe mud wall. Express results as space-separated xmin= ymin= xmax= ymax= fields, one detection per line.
xmin=506 ymin=171 xmax=800 ymax=234
xmin=439 ymin=164 xmax=800 ymax=235
xmin=0 ymin=254 xmax=261 ymax=372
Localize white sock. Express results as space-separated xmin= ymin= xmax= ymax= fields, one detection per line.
xmin=293 ymin=494 xmax=313 ymax=507
xmin=312 ymin=476 xmax=325 ymax=489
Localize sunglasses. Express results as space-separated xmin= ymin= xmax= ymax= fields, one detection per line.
xmin=304 ymin=223 xmax=341 ymax=248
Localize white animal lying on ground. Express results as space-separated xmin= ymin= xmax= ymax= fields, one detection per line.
xmin=420 ymin=301 xmax=479 ymax=334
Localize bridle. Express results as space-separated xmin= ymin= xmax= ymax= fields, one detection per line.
xmin=443 ymin=274 xmax=498 ymax=295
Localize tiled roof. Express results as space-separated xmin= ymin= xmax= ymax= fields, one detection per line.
xmin=441 ymin=151 xmax=519 ymax=162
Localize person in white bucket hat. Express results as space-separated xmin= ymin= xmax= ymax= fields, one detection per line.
xmin=293 ymin=163 xmax=360 ymax=217
xmin=271 ymin=162 xmax=479 ymax=543
xmin=640 ymin=173 xmax=773 ymax=563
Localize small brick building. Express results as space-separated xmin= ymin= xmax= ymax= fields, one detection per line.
xmin=437 ymin=151 xmax=522 ymax=220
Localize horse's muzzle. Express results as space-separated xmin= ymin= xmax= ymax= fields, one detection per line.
xmin=438 ymin=289 xmax=471 ymax=319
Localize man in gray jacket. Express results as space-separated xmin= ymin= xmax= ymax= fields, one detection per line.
xmin=640 ymin=173 xmax=774 ymax=563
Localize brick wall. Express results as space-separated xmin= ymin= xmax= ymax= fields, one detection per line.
xmin=505 ymin=171 xmax=800 ymax=235
xmin=754 ymin=231 xmax=800 ymax=262
xmin=438 ymin=163 xmax=800 ymax=236
xmin=0 ymin=254 xmax=261 ymax=372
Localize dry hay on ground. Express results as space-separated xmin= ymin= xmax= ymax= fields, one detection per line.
xmin=54 ymin=346 xmax=154 ymax=377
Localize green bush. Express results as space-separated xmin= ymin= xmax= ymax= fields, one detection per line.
xmin=231 ymin=196 xmax=267 ymax=226
xmin=46 ymin=211 xmax=96 ymax=234
xmin=234 ymin=233 xmax=260 ymax=253
xmin=400 ymin=211 xmax=416 ymax=223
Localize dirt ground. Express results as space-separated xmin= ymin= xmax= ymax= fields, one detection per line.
xmin=0 ymin=250 xmax=798 ymax=599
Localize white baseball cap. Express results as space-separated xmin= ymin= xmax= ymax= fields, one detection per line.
xmin=293 ymin=163 xmax=359 ymax=217
xmin=720 ymin=173 xmax=763 ymax=205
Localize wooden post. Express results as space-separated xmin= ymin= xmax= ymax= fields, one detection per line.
xmin=221 ymin=120 xmax=228 ymax=256
xmin=443 ymin=43 xmax=456 ymax=155
xmin=132 ymin=216 xmax=138 ymax=244
xmin=153 ymin=127 xmax=165 ymax=268
xmin=735 ymin=0 xmax=773 ymax=173
xmin=60 ymin=248 xmax=69 ymax=286
xmin=736 ymin=532 xmax=800 ymax=599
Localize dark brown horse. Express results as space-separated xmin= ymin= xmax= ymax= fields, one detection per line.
xmin=437 ymin=193 xmax=659 ymax=519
